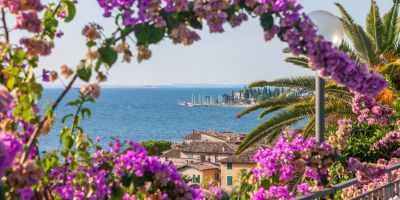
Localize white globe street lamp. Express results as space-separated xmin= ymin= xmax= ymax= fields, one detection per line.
xmin=309 ymin=10 xmax=344 ymax=47
xmin=308 ymin=10 xmax=344 ymax=143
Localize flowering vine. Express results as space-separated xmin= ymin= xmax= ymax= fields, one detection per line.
xmin=352 ymin=95 xmax=395 ymax=126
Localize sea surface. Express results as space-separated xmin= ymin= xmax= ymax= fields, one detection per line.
xmin=39 ymin=88 xmax=304 ymax=152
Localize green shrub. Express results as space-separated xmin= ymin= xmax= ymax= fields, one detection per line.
xmin=140 ymin=140 xmax=172 ymax=156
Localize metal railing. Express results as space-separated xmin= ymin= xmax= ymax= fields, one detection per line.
xmin=295 ymin=163 xmax=400 ymax=200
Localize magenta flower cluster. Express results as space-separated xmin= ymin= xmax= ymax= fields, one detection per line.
xmin=0 ymin=131 xmax=22 ymax=177
xmin=14 ymin=11 xmax=42 ymax=33
xmin=50 ymin=166 xmax=111 ymax=200
xmin=0 ymin=0 xmax=43 ymax=13
xmin=50 ymin=140 xmax=203 ymax=199
xmin=0 ymin=0 xmax=43 ymax=33
xmin=352 ymin=95 xmax=395 ymax=126
xmin=0 ymin=87 xmax=13 ymax=113
xmin=97 ymin=0 xmax=387 ymax=95
xmin=347 ymin=157 xmax=386 ymax=182
xmin=252 ymin=128 xmax=334 ymax=198
xmin=343 ymin=158 xmax=400 ymax=199
xmin=113 ymin=141 xmax=203 ymax=200
xmin=252 ymin=186 xmax=294 ymax=200
xmin=372 ymin=130 xmax=400 ymax=152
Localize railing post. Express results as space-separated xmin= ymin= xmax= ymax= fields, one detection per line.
xmin=386 ymin=171 xmax=392 ymax=199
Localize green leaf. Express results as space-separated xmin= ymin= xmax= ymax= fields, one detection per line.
xmin=383 ymin=0 xmax=400 ymax=48
xmin=86 ymin=41 xmax=97 ymax=48
xmin=73 ymin=116 xmax=81 ymax=127
xmin=60 ymin=128 xmax=73 ymax=150
xmin=62 ymin=0 xmax=76 ymax=22
xmin=98 ymin=46 xmax=118 ymax=66
xmin=189 ymin=16 xmax=202 ymax=30
xmin=366 ymin=0 xmax=385 ymax=52
xmin=66 ymin=99 xmax=81 ymax=106
xmin=13 ymin=50 xmax=25 ymax=65
xmin=62 ymin=113 xmax=74 ymax=124
xmin=134 ymin=24 xmax=165 ymax=45
xmin=285 ymin=56 xmax=309 ymax=68
xmin=121 ymin=175 xmax=132 ymax=187
xmin=76 ymin=61 xmax=92 ymax=82
xmin=43 ymin=18 xmax=59 ymax=39
xmin=260 ymin=13 xmax=274 ymax=31
xmin=80 ymin=107 xmax=91 ymax=119
xmin=111 ymin=187 xmax=124 ymax=199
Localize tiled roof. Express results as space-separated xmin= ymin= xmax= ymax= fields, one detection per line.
xmin=178 ymin=162 xmax=220 ymax=171
xmin=219 ymin=148 xmax=259 ymax=164
xmin=180 ymin=142 xmax=235 ymax=154
xmin=184 ymin=131 xmax=202 ymax=140
xmin=160 ymin=148 xmax=181 ymax=158
xmin=184 ymin=130 xmax=246 ymax=142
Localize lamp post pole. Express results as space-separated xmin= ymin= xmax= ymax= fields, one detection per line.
xmin=309 ymin=10 xmax=344 ymax=144
xmin=315 ymin=74 xmax=325 ymax=143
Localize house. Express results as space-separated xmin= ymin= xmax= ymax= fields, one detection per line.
xmin=184 ymin=129 xmax=246 ymax=144
xmin=219 ymin=148 xmax=258 ymax=192
xmin=159 ymin=148 xmax=191 ymax=167
xmin=178 ymin=162 xmax=220 ymax=186
xmin=180 ymin=141 xmax=235 ymax=163
xmin=160 ymin=130 xmax=259 ymax=192
xmin=184 ymin=130 xmax=226 ymax=143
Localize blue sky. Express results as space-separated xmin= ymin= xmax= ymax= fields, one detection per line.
xmin=38 ymin=0 xmax=392 ymax=87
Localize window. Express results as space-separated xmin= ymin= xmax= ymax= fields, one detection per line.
xmin=187 ymin=154 xmax=193 ymax=159
xmin=227 ymin=162 xmax=233 ymax=170
xmin=197 ymin=175 xmax=201 ymax=184
xmin=200 ymin=155 xmax=206 ymax=161
xmin=227 ymin=176 xmax=233 ymax=186
xmin=192 ymin=175 xmax=196 ymax=183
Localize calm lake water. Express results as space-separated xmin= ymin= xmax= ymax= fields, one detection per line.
xmin=38 ymin=88 xmax=305 ymax=152
xmin=40 ymin=88 xmax=304 ymax=150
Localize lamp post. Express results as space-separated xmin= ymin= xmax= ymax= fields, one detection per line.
xmin=308 ymin=11 xmax=344 ymax=143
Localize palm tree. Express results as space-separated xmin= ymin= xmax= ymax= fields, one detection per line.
xmin=336 ymin=0 xmax=400 ymax=90
xmin=236 ymin=76 xmax=353 ymax=153
xmin=236 ymin=0 xmax=400 ymax=153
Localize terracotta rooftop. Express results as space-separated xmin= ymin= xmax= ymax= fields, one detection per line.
xmin=180 ymin=141 xmax=236 ymax=154
xmin=178 ymin=162 xmax=220 ymax=171
xmin=219 ymin=148 xmax=259 ymax=164
xmin=160 ymin=148 xmax=181 ymax=158
xmin=184 ymin=131 xmax=203 ymax=140
xmin=184 ymin=130 xmax=246 ymax=142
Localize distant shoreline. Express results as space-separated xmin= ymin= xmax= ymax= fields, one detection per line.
xmin=43 ymin=85 xmax=248 ymax=89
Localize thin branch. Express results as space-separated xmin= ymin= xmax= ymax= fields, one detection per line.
xmin=63 ymin=98 xmax=85 ymax=182
xmin=20 ymin=74 xmax=78 ymax=163
xmin=1 ymin=8 xmax=9 ymax=43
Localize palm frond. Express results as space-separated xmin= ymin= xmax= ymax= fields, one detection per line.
xmin=285 ymin=56 xmax=309 ymax=68
xmin=350 ymin=24 xmax=380 ymax=65
xmin=252 ymin=76 xmax=315 ymax=89
xmin=248 ymin=80 xmax=269 ymax=88
xmin=383 ymin=0 xmax=400 ymax=49
xmin=339 ymin=41 xmax=360 ymax=61
xmin=236 ymin=95 xmax=301 ymax=119
xmin=337 ymin=4 xmax=380 ymax=65
xmin=302 ymin=117 xmax=315 ymax=138
xmin=378 ymin=61 xmax=400 ymax=77
xmin=366 ymin=0 xmax=385 ymax=52
xmin=237 ymin=107 xmax=315 ymax=154
xmin=259 ymin=106 xmax=284 ymax=119
xmin=335 ymin=3 xmax=356 ymax=25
